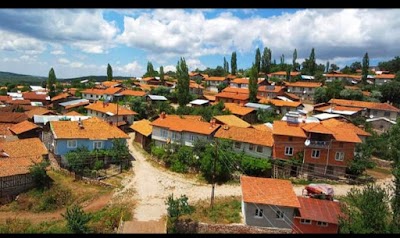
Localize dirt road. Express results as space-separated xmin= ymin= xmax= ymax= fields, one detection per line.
xmin=119 ymin=133 xmax=394 ymax=231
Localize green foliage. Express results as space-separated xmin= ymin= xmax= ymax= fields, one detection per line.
xmin=301 ymin=48 xmax=316 ymax=75
xmin=128 ymin=96 xmax=147 ymax=119
xmin=159 ymin=66 xmax=165 ymax=84
xmin=150 ymin=86 xmax=172 ymax=98
xmin=107 ymin=63 xmax=113 ymax=81
xmin=256 ymin=108 xmax=279 ymax=123
xmin=314 ymin=87 xmax=328 ymax=103
xmin=261 ymin=47 xmax=272 ymax=74
xmin=388 ymin=119 xmax=400 ymax=227
xmin=165 ymin=194 xmax=194 ymax=233
xmin=223 ymin=57 xmax=229 ymax=75
xmin=47 ymin=68 xmax=57 ymax=98
xmin=325 ymin=80 xmax=344 ymax=100
xmin=29 ymin=160 xmax=50 ymax=190
xmin=231 ymin=52 xmax=237 ymax=75
xmin=248 ymin=64 xmax=258 ymax=103
xmin=176 ymin=57 xmax=191 ymax=107
xmin=217 ymin=82 xmax=228 ymax=92
xmin=0 ymin=88 xmax=7 ymax=95
xmin=339 ymin=183 xmax=391 ymax=234
xmin=346 ymin=143 xmax=375 ymax=176
xmin=34 ymin=185 xmax=72 ymax=212
xmin=366 ymin=131 xmax=391 ymax=159
xmin=292 ymin=49 xmax=298 ymax=72
xmin=380 ymin=80 xmax=400 ymax=106
xmin=200 ymin=140 xmax=233 ymax=183
xmin=339 ymin=89 xmax=364 ymax=101
xmin=255 ymin=48 xmax=261 ymax=73
xmin=151 ymin=145 xmax=166 ymax=160
xmin=362 ymin=52 xmax=369 ymax=84
xmin=89 ymin=203 xmax=132 ymax=233
xmin=378 ymin=56 xmax=400 ymax=73
xmin=66 ymin=146 xmax=90 ymax=175
xmin=238 ymin=154 xmax=271 ymax=176
xmin=143 ymin=61 xmax=158 ymax=77
xmin=62 ymin=204 xmax=91 ymax=234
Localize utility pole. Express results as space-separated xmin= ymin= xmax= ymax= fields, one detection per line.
xmin=210 ymin=139 xmax=218 ymax=209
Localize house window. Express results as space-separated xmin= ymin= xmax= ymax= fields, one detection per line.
xmin=311 ymin=149 xmax=320 ymax=158
xmin=161 ymin=129 xmax=168 ymax=138
xmin=317 ymin=221 xmax=328 ymax=227
xmin=285 ymin=147 xmax=293 ymax=156
xmin=335 ymin=151 xmax=345 ymax=161
xmin=384 ymin=111 xmax=390 ymax=117
xmin=93 ymin=141 xmax=103 ymax=149
xmin=255 ymin=208 xmax=263 ymax=218
xmin=172 ymin=132 xmax=178 ymax=140
xmin=190 ymin=134 xmax=196 ymax=141
xmin=300 ymin=219 xmax=311 ymax=224
xmin=276 ymin=210 xmax=284 ymax=219
xmin=257 ymin=146 xmax=263 ymax=153
xmin=235 ymin=142 xmax=241 ymax=149
xmin=67 ymin=140 xmax=77 ymax=149
xmin=249 ymin=144 xmax=254 ymax=151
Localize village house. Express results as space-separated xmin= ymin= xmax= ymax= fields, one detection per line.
xmin=215 ymin=87 xmax=250 ymax=106
xmin=269 ymin=71 xmax=301 ymax=80
xmin=58 ymin=99 xmax=90 ymax=114
xmin=85 ymin=101 xmax=137 ymax=127
xmin=292 ymin=197 xmax=342 ymax=234
xmin=241 ymin=176 xmax=300 ymax=229
xmin=366 ymin=117 xmax=396 ymax=135
xmin=24 ymin=107 xmax=57 ymax=121
xmin=215 ymin=125 xmax=273 ymax=160
xmin=0 ymin=112 xmax=29 ymax=124
xmin=189 ymin=80 xmax=204 ymax=96
xmin=151 ymin=113 xmax=220 ymax=147
xmin=313 ymin=103 xmax=363 ymax=118
xmin=130 ymin=119 xmax=152 ymax=150
xmin=259 ymin=98 xmax=304 ymax=115
xmin=22 ymin=91 xmax=51 ymax=106
xmin=229 ymin=78 xmax=266 ymax=89
xmin=272 ymin=115 xmax=370 ymax=178
xmin=50 ymin=92 xmax=75 ymax=110
xmin=213 ymin=115 xmax=251 ymax=128
xmin=101 ymin=80 xmax=123 ymax=88
xmin=0 ymin=138 xmax=48 ymax=202
xmin=204 ymin=76 xmax=229 ymax=92
xmin=284 ymin=81 xmax=322 ymax=103
xmin=369 ymin=73 xmax=396 ymax=86
xmin=323 ymin=73 xmax=361 ymax=84
xmin=189 ymin=99 xmax=210 ymax=108
xmin=48 ymin=117 xmax=129 ymax=165
xmin=140 ymin=77 xmax=162 ymax=86
xmin=328 ymin=98 xmax=400 ymax=121
xmin=81 ymin=87 xmax=123 ymax=102
xmin=189 ymin=72 xmax=209 ymax=82
xmin=119 ymin=89 xmax=147 ymax=100
xmin=9 ymin=120 xmax=41 ymax=139
xmin=224 ymin=103 xmax=257 ymax=124
xmin=257 ymin=85 xmax=285 ymax=99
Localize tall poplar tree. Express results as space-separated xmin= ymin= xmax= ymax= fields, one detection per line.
xmin=362 ymin=52 xmax=369 ymax=84
xmin=47 ymin=68 xmax=57 ymax=98
xmin=107 ymin=63 xmax=113 ymax=81
xmin=231 ymin=52 xmax=237 ymax=75
xmin=249 ymin=64 xmax=258 ymax=103
xmin=255 ymin=48 xmax=261 ymax=73
xmin=176 ymin=58 xmax=190 ymax=106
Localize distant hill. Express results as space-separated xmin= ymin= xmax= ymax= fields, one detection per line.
xmin=0 ymin=71 xmax=132 ymax=85
xmin=0 ymin=71 xmax=47 ymax=84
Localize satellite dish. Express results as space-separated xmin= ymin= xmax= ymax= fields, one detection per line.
xmin=305 ymin=139 xmax=310 ymax=146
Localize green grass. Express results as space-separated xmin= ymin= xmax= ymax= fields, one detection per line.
xmin=88 ymin=203 xmax=133 ymax=233
xmin=185 ymin=196 xmax=242 ymax=224
xmin=289 ymin=177 xmax=341 ymax=185
xmin=0 ymin=219 xmax=69 ymax=234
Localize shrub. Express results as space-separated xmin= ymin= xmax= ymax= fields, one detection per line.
xmin=62 ymin=204 xmax=91 ymax=234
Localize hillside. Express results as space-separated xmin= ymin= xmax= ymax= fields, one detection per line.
xmin=0 ymin=71 xmax=132 ymax=85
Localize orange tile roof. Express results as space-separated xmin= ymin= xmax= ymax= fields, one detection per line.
xmin=270 ymin=71 xmax=301 ymax=77
xmin=6 ymin=99 xmax=31 ymax=105
xmin=325 ymin=73 xmax=361 ymax=79
xmin=241 ymin=176 xmax=300 ymax=208
xmin=130 ymin=119 xmax=152 ymax=137
xmin=139 ymin=84 xmax=158 ymax=91
xmin=251 ymin=124 xmax=273 ymax=132
xmin=101 ymin=80 xmax=121 ymax=87
xmin=0 ymin=96 xmax=12 ymax=102
xmin=214 ymin=115 xmax=251 ymax=128
xmin=329 ymin=99 xmax=400 ymax=112
xmin=0 ymin=112 xmax=29 ymax=124
xmin=81 ymin=87 xmax=122 ymax=96
xmin=321 ymin=118 xmax=370 ymax=137
xmin=22 ymin=92 xmax=49 ymax=101
xmin=0 ymin=138 xmax=48 ymax=177
xmin=283 ymin=92 xmax=300 ymax=100
xmin=151 ymin=115 xmax=220 ymax=135
xmin=64 ymin=111 xmax=83 ymax=116
xmin=215 ymin=125 xmax=273 ymax=147
xmin=85 ymin=101 xmax=137 ymax=116
xmin=24 ymin=107 xmax=54 ymax=119
xmin=284 ymin=81 xmax=322 ymax=88
xmin=51 ymin=117 xmax=129 ymax=140
xmin=258 ymin=85 xmax=284 ymax=93
xmin=224 ymin=103 xmax=254 ymax=116
xmin=222 ymin=87 xmax=250 ymax=94
xmin=0 ymin=123 xmax=14 ymax=136
xmin=296 ymin=197 xmax=342 ymax=224
xmin=9 ymin=120 xmax=39 ymax=135
xmin=259 ymin=98 xmax=302 ymax=108
xmin=51 ymin=93 xmax=70 ymax=102
xmin=64 ymin=101 xmax=90 ymax=110
xmin=142 ymin=77 xmax=157 ymax=82
xmin=301 ymin=122 xmax=334 ymax=135
xmin=373 ymin=74 xmax=395 ymax=79
xmin=215 ymin=92 xmax=249 ymax=101
xmin=189 ymin=81 xmax=204 ymax=89
xmin=230 ymin=78 xmax=265 ymax=84
xmin=205 ymin=76 xmax=226 ymax=81
xmin=120 ymin=89 xmax=147 ymax=97
xmin=272 ymin=120 xmax=307 ymax=138
xmin=203 ymin=95 xmax=216 ymax=101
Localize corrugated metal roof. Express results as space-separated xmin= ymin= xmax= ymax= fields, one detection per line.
xmin=147 ymin=95 xmax=168 ymax=101
xmin=59 ymin=99 xmax=89 ymax=107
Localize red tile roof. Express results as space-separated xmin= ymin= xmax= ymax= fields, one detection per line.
xmin=0 ymin=123 xmax=14 ymax=136
xmin=283 ymin=92 xmax=300 ymax=100
xmin=214 ymin=115 xmax=251 ymax=128
xmin=0 ymin=112 xmax=29 ymax=124
xmin=85 ymin=101 xmax=137 ymax=116
xmin=259 ymin=98 xmax=302 ymax=108
xmin=272 ymin=121 xmax=307 ymax=138
xmin=241 ymin=176 xmax=300 ymax=208
xmin=224 ymin=103 xmax=254 ymax=116
xmin=258 ymin=85 xmax=284 ymax=93
xmin=151 ymin=115 xmax=220 ymax=135
xmin=22 ymin=92 xmax=50 ymax=101
xmin=51 ymin=117 xmax=129 ymax=139
xmin=296 ymin=197 xmax=342 ymax=224
xmin=215 ymin=126 xmax=274 ymax=147
xmin=9 ymin=120 xmax=39 ymax=135
xmin=120 ymin=89 xmax=147 ymax=97
xmin=284 ymin=81 xmax=322 ymax=88
xmin=51 ymin=93 xmax=70 ymax=102
xmin=215 ymin=92 xmax=249 ymax=101
xmin=24 ymin=107 xmax=55 ymax=119
xmin=130 ymin=119 xmax=152 ymax=137
xmin=81 ymin=87 xmax=122 ymax=96
xmin=205 ymin=76 xmax=226 ymax=81
xmin=329 ymin=98 xmax=400 ymax=112
xmin=0 ymin=138 xmax=48 ymax=177
xmin=64 ymin=101 xmax=90 ymax=110
xmin=270 ymin=71 xmax=301 ymax=77
xmin=6 ymin=99 xmax=31 ymax=105
xmin=222 ymin=87 xmax=250 ymax=94
xmin=373 ymin=74 xmax=395 ymax=79
xmin=301 ymin=123 xmax=334 ymax=135
xmin=0 ymin=96 xmax=12 ymax=102
xmin=324 ymin=73 xmax=361 ymax=79
xmin=64 ymin=111 xmax=83 ymax=116
xmin=203 ymin=95 xmax=216 ymax=101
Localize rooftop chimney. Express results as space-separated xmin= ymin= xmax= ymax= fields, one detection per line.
xmin=160 ymin=112 xmax=166 ymax=119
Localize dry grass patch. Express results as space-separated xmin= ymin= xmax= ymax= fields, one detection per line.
xmin=366 ymin=167 xmax=392 ymax=180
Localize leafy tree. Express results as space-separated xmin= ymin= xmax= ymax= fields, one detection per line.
xmin=47 ymin=68 xmax=57 ymax=98
xmin=107 ymin=63 xmax=113 ymax=81
xmin=256 ymin=108 xmax=279 ymax=123
xmin=380 ymin=80 xmax=400 ymax=106
xmin=165 ymin=194 xmax=194 ymax=233
xmin=308 ymin=48 xmax=316 ymax=75
xmin=170 ymin=146 xmax=196 ymax=173
xmin=29 ymin=160 xmax=50 ymax=190
xmin=159 ymin=66 xmax=165 ymax=85
xmin=350 ymin=61 xmax=362 ymax=73
xmin=231 ymin=51 xmax=237 ymax=75
xmin=378 ymin=56 xmax=400 ymax=73
xmin=325 ymin=80 xmax=344 ymax=100
xmin=200 ymin=139 xmax=233 ymax=183
xmin=128 ymin=96 xmax=147 ymax=119
xmin=150 ymin=86 xmax=172 ymax=98
xmin=0 ymin=88 xmax=7 ymax=96
xmin=109 ymin=138 xmax=130 ymax=163
xmin=314 ymin=87 xmax=328 ymax=103
xmin=280 ymin=54 xmax=285 ymax=69
xmin=65 ymin=146 xmax=90 ymax=175
xmin=330 ymin=63 xmax=339 ymax=72
xmin=62 ymin=204 xmax=91 ymax=234
xmin=261 ymin=47 xmax=272 ymax=74
xmin=248 ymin=64 xmax=258 ymax=103
xmin=223 ymin=57 xmax=229 ymax=75
xmin=362 ymin=52 xmax=369 ymax=84
xmin=255 ymin=48 xmax=261 ymax=73
xmin=176 ymin=57 xmax=191 ymax=106
xmin=388 ymin=119 xmax=400 ymax=228
xmin=237 ymin=153 xmax=271 ymax=176
xmin=217 ymin=82 xmax=228 ymax=92
xmin=143 ymin=61 xmax=158 ymax=77
xmin=292 ymin=49 xmax=298 ymax=72
xmin=326 ymin=61 xmax=330 ymax=73
xmin=339 ymin=183 xmax=391 ymax=234
xmin=346 ymin=143 xmax=374 ymax=176
xmin=339 ymin=89 xmax=364 ymax=101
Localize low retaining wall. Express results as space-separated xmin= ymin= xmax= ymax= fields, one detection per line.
xmin=371 ymin=157 xmax=393 ymax=168
xmin=175 ymin=220 xmax=292 ymax=234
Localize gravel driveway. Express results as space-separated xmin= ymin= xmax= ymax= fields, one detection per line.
xmin=118 ymin=133 xmax=394 ymax=232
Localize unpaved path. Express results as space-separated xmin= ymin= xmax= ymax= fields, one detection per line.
xmin=119 ymin=133 xmax=395 ymax=230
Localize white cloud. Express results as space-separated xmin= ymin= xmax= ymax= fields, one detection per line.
xmin=0 ymin=29 xmax=46 ymax=54
xmin=186 ymin=58 xmax=206 ymax=71
xmin=51 ymin=50 xmax=65 ymax=55
xmin=58 ymin=58 xmax=70 ymax=64
xmin=70 ymin=62 xmax=84 ymax=68
xmin=164 ymin=65 xmax=176 ymax=72
xmin=115 ymin=61 xmax=144 ymax=76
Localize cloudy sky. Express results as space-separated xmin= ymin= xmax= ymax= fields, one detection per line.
xmin=0 ymin=9 xmax=399 ymax=78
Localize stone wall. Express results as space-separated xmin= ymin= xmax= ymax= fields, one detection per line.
xmin=175 ymin=220 xmax=292 ymax=234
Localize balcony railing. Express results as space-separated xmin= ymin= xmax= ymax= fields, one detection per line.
xmin=307 ymin=140 xmax=330 ymax=148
